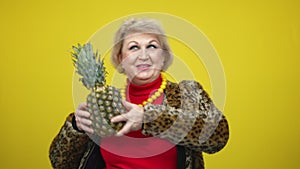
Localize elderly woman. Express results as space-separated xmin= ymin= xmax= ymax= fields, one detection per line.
xmin=49 ymin=18 xmax=229 ymax=169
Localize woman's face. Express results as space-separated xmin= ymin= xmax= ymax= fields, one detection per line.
xmin=120 ymin=33 xmax=165 ymax=85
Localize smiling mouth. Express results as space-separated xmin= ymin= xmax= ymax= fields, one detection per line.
xmin=136 ymin=64 xmax=151 ymax=70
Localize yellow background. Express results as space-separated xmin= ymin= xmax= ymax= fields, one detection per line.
xmin=1 ymin=0 xmax=299 ymax=168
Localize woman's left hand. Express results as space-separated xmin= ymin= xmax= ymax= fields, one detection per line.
xmin=111 ymin=100 xmax=144 ymax=136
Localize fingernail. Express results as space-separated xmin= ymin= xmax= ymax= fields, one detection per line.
xmin=115 ymin=132 xmax=123 ymax=136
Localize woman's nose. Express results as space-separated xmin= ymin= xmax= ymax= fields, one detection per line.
xmin=138 ymin=48 xmax=149 ymax=60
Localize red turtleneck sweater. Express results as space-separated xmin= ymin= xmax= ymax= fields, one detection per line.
xmin=100 ymin=75 xmax=177 ymax=169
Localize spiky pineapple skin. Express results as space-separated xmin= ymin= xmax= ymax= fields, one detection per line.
xmin=71 ymin=43 xmax=126 ymax=137
xmin=87 ymin=85 xmax=126 ymax=137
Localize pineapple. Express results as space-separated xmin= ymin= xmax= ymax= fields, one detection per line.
xmin=71 ymin=43 xmax=125 ymax=137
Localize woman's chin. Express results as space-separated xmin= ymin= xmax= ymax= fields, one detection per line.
xmin=131 ymin=73 xmax=157 ymax=84
xmin=135 ymin=74 xmax=152 ymax=81
xmin=134 ymin=70 xmax=152 ymax=78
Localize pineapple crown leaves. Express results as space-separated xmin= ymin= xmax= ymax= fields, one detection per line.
xmin=71 ymin=43 xmax=107 ymax=90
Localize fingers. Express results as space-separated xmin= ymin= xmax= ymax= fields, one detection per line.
xmin=76 ymin=109 xmax=90 ymax=119
xmin=111 ymin=114 xmax=127 ymax=123
xmin=75 ymin=101 xmax=144 ymax=136
xmin=77 ymin=121 xmax=94 ymax=134
xmin=77 ymin=102 xmax=88 ymax=111
xmin=115 ymin=121 xmax=133 ymax=136
xmin=115 ymin=120 xmax=142 ymax=136
xmin=77 ymin=117 xmax=92 ymax=126
xmin=75 ymin=102 xmax=94 ymax=134
xmin=111 ymin=103 xmax=144 ymax=136
xmin=122 ymin=100 xmax=144 ymax=116
xmin=75 ymin=114 xmax=94 ymax=134
xmin=122 ymin=100 xmax=134 ymax=111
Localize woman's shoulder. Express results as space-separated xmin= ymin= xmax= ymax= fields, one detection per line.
xmin=165 ymin=80 xmax=206 ymax=108
xmin=166 ymin=80 xmax=204 ymax=90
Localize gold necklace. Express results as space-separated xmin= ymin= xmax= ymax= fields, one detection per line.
xmin=121 ymin=74 xmax=167 ymax=106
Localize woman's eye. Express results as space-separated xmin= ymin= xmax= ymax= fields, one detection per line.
xmin=129 ymin=45 xmax=139 ymax=50
xmin=147 ymin=44 xmax=157 ymax=49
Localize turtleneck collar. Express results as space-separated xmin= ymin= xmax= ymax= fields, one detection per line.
xmin=126 ymin=74 xmax=163 ymax=105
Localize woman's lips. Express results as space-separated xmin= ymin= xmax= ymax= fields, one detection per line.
xmin=136 ymin=64 xmax=151 ymax=71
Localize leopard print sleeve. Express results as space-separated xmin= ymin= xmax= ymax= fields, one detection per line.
xmin=49 ymin=113 xmax=90 ymax=169
xmin=142 ymin=80 xmax=229 ymax=154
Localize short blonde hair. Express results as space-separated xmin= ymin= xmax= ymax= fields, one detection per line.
xmin=110 ymin=18 xmax=173 ymax=72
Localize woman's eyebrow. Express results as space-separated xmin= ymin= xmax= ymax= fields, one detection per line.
xmin=149 ymin=40 xmax=159 ymax=44
xmin=127 ymin=41 xmax=138 ymax=45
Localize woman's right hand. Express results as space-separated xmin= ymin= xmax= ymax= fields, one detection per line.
xmin=74 ymin=102 xmax=94 ymax=134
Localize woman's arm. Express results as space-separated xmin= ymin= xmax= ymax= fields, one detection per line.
xmin=49 ymin=113 xmax=90 ymax=169
xmin=142 ymin=80 xmax=229 ymax=154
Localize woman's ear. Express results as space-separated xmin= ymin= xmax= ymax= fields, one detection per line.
xmin=117 ymin=54 xmax=125 ymax=73
xmin=159 ymin=52 xmax=166 ymax=70
xmin=117 ymin=53 xmax=123 ymax=64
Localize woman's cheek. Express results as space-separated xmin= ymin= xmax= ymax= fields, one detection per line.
xmin=122 ymin=63 xmax=136 ymax=78
xmin=154 ymin=56 xmax=165 ymax=69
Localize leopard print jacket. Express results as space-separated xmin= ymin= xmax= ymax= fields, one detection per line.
xmin=49 ymin=80 xmax=229 ymax=169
